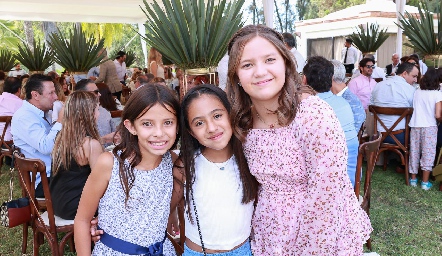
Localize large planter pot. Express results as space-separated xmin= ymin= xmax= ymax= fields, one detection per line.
xmin=29 ymin=71 xmax=45 ymax=75
xmin=179 ymin=68 xmax=217 ymax=99
xmin=362 ymin=52 xmax=376 ymax=57
xmin=424 ymin=55 xmax=442 ymax=68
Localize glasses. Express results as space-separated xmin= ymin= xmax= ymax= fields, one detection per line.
xmin=365 ymin=65 xmax=375 ymax=69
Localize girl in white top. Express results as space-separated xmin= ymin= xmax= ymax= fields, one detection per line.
xmin=169 ymin=84 xmax=258 ymax=255
xmin=409 ymin=68 xmax=442 ymax=190
xmin=148 ymin=47 xmax=165 ymax=79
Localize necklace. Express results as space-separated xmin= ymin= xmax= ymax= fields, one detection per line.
xmin=256 ymin=112 xmax=277 ymax=129
xmin=205 ymin=156 xmax=230 ymax=170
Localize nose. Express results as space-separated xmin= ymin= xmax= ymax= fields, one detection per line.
xmin=206 ymin=119 xmax=218 ymax=133
xmin=254 ymin=62 xmax=267 ymax=77
xmin=153 ymin=124 xmax=165 ymax=137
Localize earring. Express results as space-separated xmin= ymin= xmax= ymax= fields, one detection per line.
xmin=238 ymin=82 xmax=242 ymax=87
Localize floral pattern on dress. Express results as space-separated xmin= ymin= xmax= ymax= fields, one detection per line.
xmin=244 ymin=95 xmax=372 ymax=256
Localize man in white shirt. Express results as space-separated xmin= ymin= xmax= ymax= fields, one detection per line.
xmin=386 ymin=53 xmax=400 ymax=76
xmin=114 ymin=51 xmax=126 ymax=85
xmin=282 ymin=32 xmax=306 ymax=73
xmin=341 ymin=38 xmax=359 ymax=75
xmin=8 ymin=63 xmax=26 ymax=77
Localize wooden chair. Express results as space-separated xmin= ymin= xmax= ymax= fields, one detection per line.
xmin=374 ymin=78 xmax=383 ymax=83
xmin=368 ymin=105 xmax=413 ymax=185
xmin=13 ymin=151 xmax=75 ymax=256
xmin=354 ymin=132 xmax=382 ymax=251
xmin=0 ymin=116 xmax=13 ymax=170
xmin=167 ymin=199 xmax=185 ymax=255
xmin=110 ymin=110 xmax=123 ymax=118
xmin=121 ymin=86 xmax=131 ymax=104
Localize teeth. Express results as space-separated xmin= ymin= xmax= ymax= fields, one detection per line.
xmin=151 ymin=142 xmax=167 ymax=146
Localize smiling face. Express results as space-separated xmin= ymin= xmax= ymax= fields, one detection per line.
xmin=361 ymin=61 xmax=374 ymax=77
xmin=236 ymin=36 xmax=286 ymax=106
xmin=33 ymin=81 xmax=58 ymax=112
xmin=124 ymin=103 xmax=177 ymax=159
xmin=187 ymin=94 xmax=232 ymax=158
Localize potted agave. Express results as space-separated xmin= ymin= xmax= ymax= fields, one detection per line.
xmin=349 ymin=23 xmax=389 ymax=56
xmin=48 ymin=25 xmax=105 ymax=82
xmin=0 ymin=49 xmax=15 ymax=75
xmin=14 ymin=40 xmax=54 ymax=75
xmin=141 ymin=0 xmax=245 ymax=96
xmin=397 ymin=1 xmax=442 ymax=67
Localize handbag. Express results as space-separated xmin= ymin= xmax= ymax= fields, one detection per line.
xmin=0 ymin=160 xmax=31 ymax=228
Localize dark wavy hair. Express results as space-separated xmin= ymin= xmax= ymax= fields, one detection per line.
xmin=180 ymin=84 xmax=258 ymax=222
xmin=419 ymin=68 xmax=440 ymax=90
xmin=226 ymin=24 xmax=314 ymax=142
xmin=113 ymin=84 xmax=180 ymax=205
xmin=97 ymin=83 xmax=118 ymax=111
xmin=303 ymin=56 xmax=334 ymax=93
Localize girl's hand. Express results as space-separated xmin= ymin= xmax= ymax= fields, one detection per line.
xmin=90 ymin=217 xmax=103 ymax=242
xmin=167 ymin=208 xmax=180 ymax=236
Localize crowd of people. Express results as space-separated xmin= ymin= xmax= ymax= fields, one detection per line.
xmin=1 ymin=24 xmax=442 ymax=255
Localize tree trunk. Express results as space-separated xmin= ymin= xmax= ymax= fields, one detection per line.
xmin=42 ymin=21 xmax=57 ymax=71
xmin=23 ymin=21 xmax=34 ymax=49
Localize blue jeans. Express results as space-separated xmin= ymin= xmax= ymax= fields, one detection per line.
xmin=183 ymin=240 xmax=252 ymax=256
xmin=383 ymin=131 xmax=405 ymax=145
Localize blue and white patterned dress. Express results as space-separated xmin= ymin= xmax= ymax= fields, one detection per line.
xmin=93 ymin=152 xmax=176 ymax=256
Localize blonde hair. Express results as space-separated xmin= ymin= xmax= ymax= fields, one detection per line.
xmin=52 ymin=91 xmax=101 ymax=174
xmin=54 ymin=80 xmax=67 ymax=102
xmin=226 ymin=25 xmax=314 ymax=141
xmin=148 ymin=47 xmax=163 ymax=68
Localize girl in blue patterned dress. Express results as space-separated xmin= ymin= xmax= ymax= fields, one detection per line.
xmin=168 ymin=84 xmax=258 ymax=256
xmin=75 ymin=84 xmax=180 ymax=256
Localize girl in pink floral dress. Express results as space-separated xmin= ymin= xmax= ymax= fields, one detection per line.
xmin=226 ymin=25 xmax=372 ymax=255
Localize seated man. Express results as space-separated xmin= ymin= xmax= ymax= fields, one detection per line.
xmin=11 ymin=74 xmax=62 ymax=197
xmin=386 ymin=53 xmax=400 ymax=76
xmin=0 ymin=77 xmax=23 ymax=142
xmin=370 ymin=62 xmax=418 ymax=145
xmin=303 ymin=56 xmax=359 ymax=187
xmin=347 ymin=58 xmax=377 ymax=110
xmin=330 ymin=60 xmax=366 ymax=132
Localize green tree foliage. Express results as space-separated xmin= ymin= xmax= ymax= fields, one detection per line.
xmin=307 ymin=0 xmax=365 ymax=19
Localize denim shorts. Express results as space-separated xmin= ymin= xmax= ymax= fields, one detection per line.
xmin=183 ymin=240 xmax=253 ymax=256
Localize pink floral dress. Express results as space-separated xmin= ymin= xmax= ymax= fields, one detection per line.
xmin=244 ymin=95 xmax=372 ymax=255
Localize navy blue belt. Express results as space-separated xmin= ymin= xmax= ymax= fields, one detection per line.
xmin=98 ymin=226 xmax=166 ymax=255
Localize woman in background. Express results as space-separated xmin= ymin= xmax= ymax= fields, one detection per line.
xmin=148 ymin=47 xmax=165 ymax=79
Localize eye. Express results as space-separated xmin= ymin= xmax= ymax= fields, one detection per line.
xmin=266 ymin=58 xmax=276 ymax=63
xmin=164 ymin=120 xmax=174 ymax=126
xmin=214 ymin=113 xmax=222 ymax=119
xmin=194 ymin=120 xmax=204 ymax=127
xmin=241 ymin=63 xmax=252 ymax=69
xmin=142 ymin=121 xmax=152 ymax=126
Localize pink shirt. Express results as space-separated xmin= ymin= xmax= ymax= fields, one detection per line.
xmin=0 ymin=92 xmax=23 ymax=141
xmin=347 ymin=75 xmax=376 ymax=109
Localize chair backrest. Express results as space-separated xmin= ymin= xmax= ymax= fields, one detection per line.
xmin=368 ymin=105 xmax=413 ymax=151
xmin=110 ymin=110 xmax=123 ymax=118
xmin=374 ymin=78 xmax=383 ymax=83
xmin=0 ymin=116 xmax=13 ymax=149
xmin=354 ymin=133 xmax=382 ymax=199
xmin=13 ymin=151 xmax=56 ymax=234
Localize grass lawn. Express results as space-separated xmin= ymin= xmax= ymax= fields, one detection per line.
xmin=1 ymin=161 xmax=441 ymax=255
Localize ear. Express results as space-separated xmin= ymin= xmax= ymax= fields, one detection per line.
xmin=301 ymin=74 xmax=307 ymax=85
xmin=123 ymin=119 xmax=136 ymax=136
xmin=31 ymin=90 xmax=39 ymax=100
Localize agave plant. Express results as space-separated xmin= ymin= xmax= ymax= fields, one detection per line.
xmin=396 ymin=1 xmax=442 ymax=56
xmin=48 ymin=25 xmax=105 ymax=73
xmin=0 ymin=49 xmax=15 ymax=72
xmin=14 ymin=40 xmax=54 ymax=72
xmin=124 ymin=50 xmax=136 ymax=67
xmin=140 ymin=0 xmax=245 ymax=69
xmin=349 ymin=23 xmax=389 ymax=54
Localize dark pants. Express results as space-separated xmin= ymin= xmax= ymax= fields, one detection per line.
xmin=344 ymin=64 xmax=354 ymax=74
xmin=112 ymin=91 xmax=122 ymax=101
xmin=383 ymin=130 xmax=405 ymax=145
xmin=35 ymin=177 xmax=51 ymax=198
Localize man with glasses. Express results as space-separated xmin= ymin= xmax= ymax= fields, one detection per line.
xmin=347 ymin=58 xmax=377 ymax=110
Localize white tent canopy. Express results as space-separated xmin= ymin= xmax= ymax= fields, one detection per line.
xmin=0 ymin=0 xmax=149 ymax=24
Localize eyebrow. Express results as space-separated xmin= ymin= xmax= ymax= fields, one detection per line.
xmin=240 ymin=53 xmax=278 ymax=64
xmin=190 ymin=108 xmax=226 ymax=124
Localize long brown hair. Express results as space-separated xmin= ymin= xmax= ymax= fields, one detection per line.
xmin=97 ymin=83 xmax=118 ymax=111
xmin=226 ymin=25 xmax=314 ymax=142
xmin=113 ymin=84 xmax=180 ymax=205
xmin=52 ymin=91 xmax=101 ymax=174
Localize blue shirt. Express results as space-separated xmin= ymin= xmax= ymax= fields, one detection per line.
xmin=370 ymin=75 xmax=416 ymax=131
xmin=11 ymin=100 xmax=62 ymax=186
xmin=340 ymin=88 xmax=366 ymax=132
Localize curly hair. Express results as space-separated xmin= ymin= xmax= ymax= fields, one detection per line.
xmin=226 ymin=24 xmax=314 ymax=142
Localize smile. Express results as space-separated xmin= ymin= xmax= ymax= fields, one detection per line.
xmin=149 ymin=141 xmax=168 ymax=148
xmin=208 ymin=132 xmax=223 ymax=140
xmin=254 ymin=78 xmax=273 ymax=86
